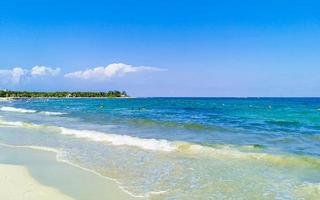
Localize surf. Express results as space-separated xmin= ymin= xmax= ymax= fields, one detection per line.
xmin=60 ymin=127 xmax=176 ymax=152
xmin=0 ymin=106 xmax=66 ymax=115
xmin=1 ymin=117 xmax=319 ymax=169
xmin=0 ymin=106 xmax=37 ymax=113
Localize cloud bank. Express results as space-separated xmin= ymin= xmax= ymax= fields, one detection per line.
xmin=0 ymin=66 xmax=60 ymax=84
xmin=31 ymin=66 xmax=61 ymax=76
xmin=65 ymin=63 xmax=166 ymax=80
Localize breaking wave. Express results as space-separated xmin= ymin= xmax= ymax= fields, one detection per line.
xmin=0 ymin=106 xmax=66 ymax=116
xmin=0 ymin=118 xmax=320 ymax=168
xmin=60 ymin=127 xmax=176 ymax=152
xmin=0 ymin=106 xmax=37 ymax=113
xmin=42 ymin=111 xmax=67 ymax=116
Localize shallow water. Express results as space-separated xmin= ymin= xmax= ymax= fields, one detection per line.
xmin=0 ymin=98 xmax=319 ymax=199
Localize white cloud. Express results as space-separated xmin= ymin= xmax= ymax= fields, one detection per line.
xmin=0 ymin=67 xmax=26 ymax=84
xmin=0 ymin=65 xmax=60 ymax=85
xmin=31 ymin=66 xmax=60 ymax=76
xmin=65 ymin=63 xmax=166 ymax=80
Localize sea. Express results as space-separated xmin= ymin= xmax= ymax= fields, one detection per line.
xmin=0 ymin=97 xmax=319 ymax=199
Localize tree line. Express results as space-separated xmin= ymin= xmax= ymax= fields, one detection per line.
xmin=0 ymin=90 xmax=129 ymax=98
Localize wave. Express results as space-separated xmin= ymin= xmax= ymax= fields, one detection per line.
xmin=60 ymin=127 xmax=176 ymax=152
xmin=0 ymin=119 xmax=41 ymax=128
xmin=41 ymin=111 xmax=67 ymax=116
xmin=0 ymin=117 xmax=175 ymax=152
xmin=0 ymin=106 xmax=66 ymax=116
xmin=176 ymin=143 xmax=320 ymax=168
xmin=0 ymin=106 xmax=37 ymax=113
xmin=0 ymin=118 xmax=320 ymax=168
xmin=47 ymin=128 xmax=320 ymax=168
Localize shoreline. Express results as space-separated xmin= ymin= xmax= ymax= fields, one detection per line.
xmin=0 ymin=96 xmax=135 ymax=99
xmin=0 ymin=143 xmax=140 ymax=200
xmin=0 ymin=164 xmax=74 ymax=200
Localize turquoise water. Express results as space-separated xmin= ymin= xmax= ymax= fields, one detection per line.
xmin=0 ymin=98 xmax=319 ymax=199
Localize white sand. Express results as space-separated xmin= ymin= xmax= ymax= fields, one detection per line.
xmin=0 ymin=145 xmax=139 ymax=200
xmin=0 ymin=164 xmax=74 ymax=200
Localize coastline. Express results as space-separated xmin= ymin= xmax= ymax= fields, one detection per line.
xmin=0 ymin=144 xmax=139 ymax=200
xmin=0 ymin=97 xmax=135 ymax=99
xmin=0 ymin=90 xmax=131 ymax=99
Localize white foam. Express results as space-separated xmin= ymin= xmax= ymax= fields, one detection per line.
xmin=0 ymin=119 xmax=40 ymax=128
xmin=60 ymin=127 xmax=176 ymax=152
xmin=0 ymin=118 xmax=270 ymax=155
xmin=1 ymin=118 xmax=319 ymax=168
xmin=42 ymin=111 xmax=67 ymax=116
xmin=0 ymin=106 xmax=67 ymax=116
xmin=0 ymin=106 xmax=37 ymax=113
xmin=0 ymin=117 xmax=175 ymax=152
xmin=0 ymin=120 xmax=25 ymax=127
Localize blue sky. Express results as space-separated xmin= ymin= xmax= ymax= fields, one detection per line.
xmin=0 ymin=0 xmax=319 ymax=96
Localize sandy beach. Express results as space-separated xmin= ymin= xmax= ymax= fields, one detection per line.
xmin=0 ymin=164 xmax=74 ymax=200
xmin=0 ymin=144 xmax=138 ymax=200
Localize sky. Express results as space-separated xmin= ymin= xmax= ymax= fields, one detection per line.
xmin=0 ymin=0 xmax=319 ymax=97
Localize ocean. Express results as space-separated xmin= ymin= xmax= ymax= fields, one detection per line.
xmin=0 ymin=97 xmax=319 ymax=199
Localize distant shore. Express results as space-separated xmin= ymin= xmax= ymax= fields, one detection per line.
xmin=0 ymin=90 xmax=130 ymax=98
xmin=0 ymin=96 xmax=134 ymax=99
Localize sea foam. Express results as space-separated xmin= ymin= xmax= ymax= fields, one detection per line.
xmin=0 ymin=106 xmax=37 ymax=113
xmin=0 ymin=117 xmax=175 ymax=152
xmin=1 ymin=118 xmax=320 ymax=168
xmin=0 ymin=118 xmax=40 ymax=128
xmin=0 ymin=106 xmax=66 ymax=116
xmin=42 ymin=111 xmax=67 ymax=116
xmin=59 ymin=127 xmax=176 ymax=152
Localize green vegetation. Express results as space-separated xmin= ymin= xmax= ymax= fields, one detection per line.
xmin=0 ymin=90 xmax=129 ymax=98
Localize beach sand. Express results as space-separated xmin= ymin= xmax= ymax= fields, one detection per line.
xmin=0 ymin=164 xmax=74 ymax=200
xmin=0 ymin=144 xmax=139 ymax=200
